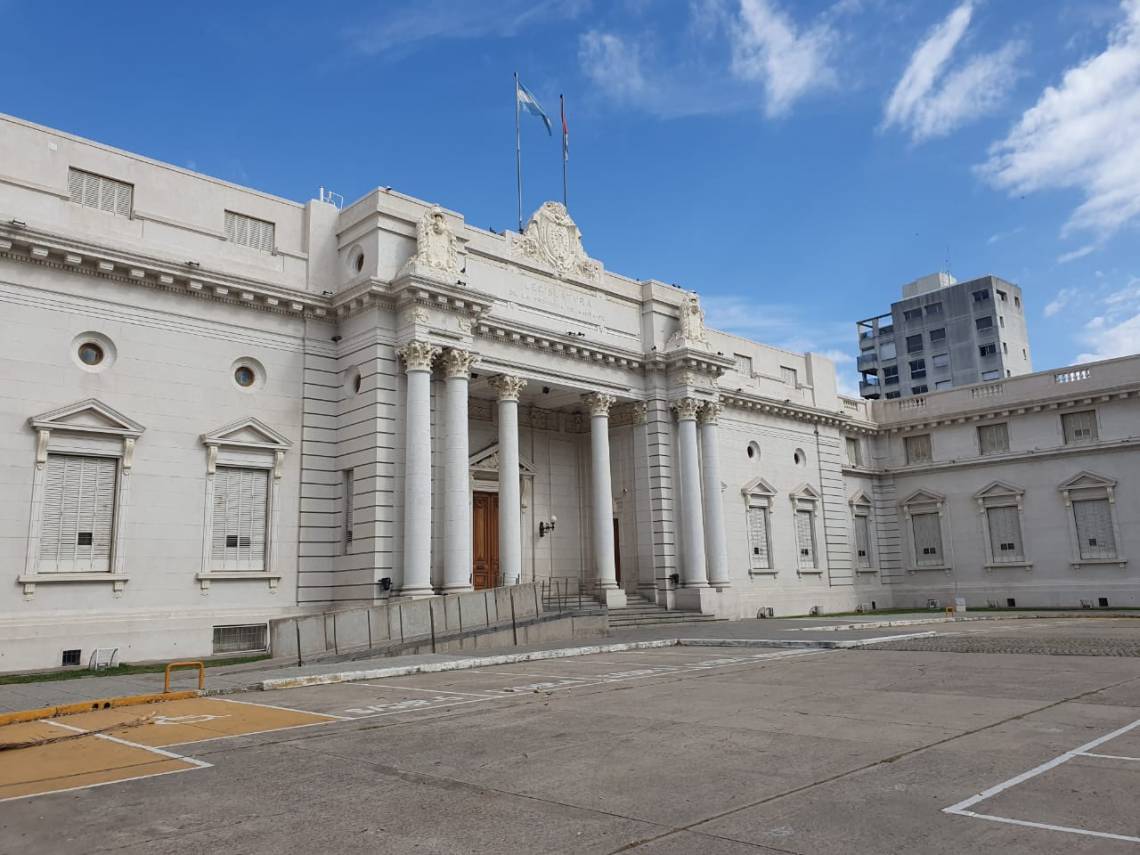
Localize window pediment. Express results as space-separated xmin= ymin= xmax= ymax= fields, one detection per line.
xmin=201 ymin=417 xmax=292 ymax=451
xmin=741 ymin=476 xmax=777 ymax=498
xmin=900 ymin=488 xmax=945 ymax=508
xmin=1058 ymin=471 xmax=1115 ymax=492
xmin=789 ymin=482 xmax=821 ymax=501
xmin=974 ymin=480 xmax=1024 ymax=501
xmin=848 ymin=489 xmax=872 ymax=509
xmin=29 ymin=398 xmax=145 ymax=438
xmin=469 ymin=443 xmax=537 ymax=476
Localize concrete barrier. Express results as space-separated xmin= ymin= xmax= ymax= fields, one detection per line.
xmin=268 ymin=583 xmax=597 ymax=665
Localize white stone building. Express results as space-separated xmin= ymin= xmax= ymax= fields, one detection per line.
xmin=1 ymin=114 xmax=1137 ymax=672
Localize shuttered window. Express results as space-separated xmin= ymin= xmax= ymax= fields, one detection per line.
xmin=795 ymin=509 xmax=815 ymax=568
xmin=39 ymin=454 xmax=117 ymax=572
xmin=343 ymin=468 xmax=354 ymax=553
xmin=854 ymin=515 xmax=872 ymax=567
xmin=986 ymin=506 xmax=1024 ymax=562
xmin=978 ymin=423 xmax=1009 ymax=455
xmin=68 ymin=168 xmax=133 ymax=216
xmin=905 ymin=434 xmax=932 ymax=464
xmin=224 ymin=211 xmax=275 ymax=253
xmin=912 ymin=512 xmax=942 ymax=566
xmin=1073 ymin=499 xmax=1116 ymax=559
xmin=746 ymin=506 xmax=770 ymax=570
xmin=211 ymin=467 xmax=268 ymax=571
xmin=1062 ymin=410 xmax=1098 ymax=444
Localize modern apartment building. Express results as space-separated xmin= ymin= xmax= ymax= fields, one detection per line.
xmin=857 ymin=272 xmax=1032 ymax=400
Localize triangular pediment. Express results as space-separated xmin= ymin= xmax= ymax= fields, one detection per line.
xmin=201 ymin=417 xmax=291 ymax=449
xmin=1058 ymin=471 xmax=1116 ymax=491
xmin=790 ymin=482 xmax=822 ymax=501
xmin=29 ymin=398 xmax=145 ymax=437
xmin=848 ymin=489 xmax=873 ymax=507
xmin=469 ymin=442 xmax=537 ymax=476
xmin=901 ymin=488 xmax=945 ymax=506
xmin=741 ymin=476 xmax=777 ymax=497
xmin=974 ymin=480 xmax=1024 ymax=500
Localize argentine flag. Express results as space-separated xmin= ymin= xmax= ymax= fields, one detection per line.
xmin=516 ymin=79 xmax=552 ymax=135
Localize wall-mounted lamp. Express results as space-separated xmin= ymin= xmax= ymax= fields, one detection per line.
xmin=378 ymin=577 xmax=392 ymax=591
xmin=538 ymin=515 xmax=557 ymax=538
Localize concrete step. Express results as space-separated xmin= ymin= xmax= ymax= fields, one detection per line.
xmin=609 ymin=616 xmax=726 ymax=627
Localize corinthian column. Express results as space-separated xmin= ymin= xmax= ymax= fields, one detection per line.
xmin=398 ymin=340 xmax=439 ymax=597
xmin=584 ymin=392 xmax=626 ymax=608
xmin=442 ymin=348 xmax=477 ymax=593
xmin=672 ymin=397 xmax=708 ymax=589
xmin=489 ymin=374 xmax=526 ymax=587
xmin=699 ymin=400 xmax=730 ymax=588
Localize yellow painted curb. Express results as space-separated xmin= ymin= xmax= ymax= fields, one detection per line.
xmin=0 ymin=691 xmax=199 ymax=728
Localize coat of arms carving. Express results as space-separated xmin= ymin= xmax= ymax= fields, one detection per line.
xmin=400 ymin=205 xmax=461 ymax=280
xmin=512 ymin=202 xmax=601 ymax=281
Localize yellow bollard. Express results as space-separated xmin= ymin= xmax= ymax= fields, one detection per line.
xmin=164 ymin=660 xmax=205 ymax=693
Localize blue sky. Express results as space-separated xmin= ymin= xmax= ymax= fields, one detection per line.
xmin=3 ymin=0 xmax=1138 ymax=394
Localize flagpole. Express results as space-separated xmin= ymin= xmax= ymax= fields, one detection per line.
xmin=515 ymin=72 xmax=523 ymax=233
xmin=560 ymin=94 xmax=567 ymax=210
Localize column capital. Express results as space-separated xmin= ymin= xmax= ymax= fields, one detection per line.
xmin=489 ymin=374 xmax=527 ymax=402
xmin=671 ymin=396 xmax=703 ymax=421
xmin=698 ymin=400 xmax=722 ymax=425
xmin=441 ymin=348 xmax=479 ymax=379
xmin=397 ymin=340 xmax=440 ymax=373
xmin=582 ymin=392 xmax=616 ymax=418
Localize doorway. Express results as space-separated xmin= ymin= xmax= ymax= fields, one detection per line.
xmin=613 ymin=517 xmax=622 ymax=586
xmin=472 ymin=491 xmax=500 ymax=590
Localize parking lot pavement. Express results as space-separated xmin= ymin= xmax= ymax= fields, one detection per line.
xmin=2 ymin=622 xmax=1140 ymax=855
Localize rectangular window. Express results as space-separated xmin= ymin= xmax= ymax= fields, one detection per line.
xmin=906 ymin=334 xmax=923 ymax=354
xmin=912 ymin=384 xmax=928 ymax=394
xmin=1073 ymin=499 xmax=1117 ymax=559
xmin=343 ymin=468 xmax=354 ymax=553
xmin=997 ymin=290 xmax=1008 ymax=302
xmin=903 ymin=308 xmax=923 ymax=321
xmin=734 ymin=354 xmax=753 ymax=376
xmin=880 ymin=341 xmax=897 ymax=360
xmin=1002 ymin=341 xmax=1008 ymax=353
xmin=885 ymin=391 xmax=900 ymax=399
xmin=986 ymin=506 xmax=1024 ymax=563
xmin=212 ymin=624 xmax=269 ymax=654
xmin=909 ymin=359 xmax=926 ymax=379
xmin=1062 ymin=410 xmax=1098 ymax=444
xmin=845 ymin=437 xmax=862 ymax=466
xmin=999 ymin=316 xmax=1006 ymax=328
xmin=795 ymin=509 xmax=816 ymax=568
xmin=976 ymin=316 xmax=994 ymax=331
xmin=747 ymin=506 xmax=771 ymax=571
xmin=905 ymin=434 xmax=932 ymax=464
xmin=932 ymin=352 xmax=949 ymax=368
xmin=854 ymin=514 xmax=872 ymax=568
xmin=224 ymin=211 xmax=276 ymax=253
xmin=979 ymin=343 xmax=997 ymax=357
xmin=883 ymin=365 xmax=899 ymax=384
xmin=780 ymin=365 xmax=798 ymax=386
xmin=973 ymin=289 xmax=990 ymax=302
xmin=1014 ymin=296 xmax=1021 ymax=308
xmin=929 ymin=328 xmax=946 ymax=344
xmin=935 ymin=379 xmax=952 ymax=390
xmin=879 ymin=324 xmax=894 ymax=336
xmin=39 ymin=454 xmax=117 ymax=572
xmin=211 ymin=466 xmax=269 ymax=571
xmin=980 ymin=369 xmax=1001 ymax=381
xmin=911 ymin=512 xmax=943 ymax=566
xmin=68 ymin=168 xmax=133 ymax=217
xmin=926 ymin=303 xmax=943 ymax=316
xmin=977 ymin=423 xmax=1010 ymax=455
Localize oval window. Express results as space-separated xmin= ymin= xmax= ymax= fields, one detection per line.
xmin=78 ymin=342 xmax=104 ymax=366
xmin=234 ymin=366 xmax=256 ymax=387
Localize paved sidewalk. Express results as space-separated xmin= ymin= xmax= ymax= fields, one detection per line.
xmin=2 ymin=611 xmax=1134 ymax=713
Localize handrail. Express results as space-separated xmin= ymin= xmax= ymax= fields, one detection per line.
xmin=164 ymin=660 xmax=205 ymax=693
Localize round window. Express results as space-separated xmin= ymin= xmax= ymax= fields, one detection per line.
xmin=354 ymin=253 xmax=365 ymax=273
xmin=78 ymin=342 xmax=104 ymax=366
xmin=747 ymin=441 xmax=761 ymax=460
xmin=794 ymin=449 xmax=806 ymax=467
xmin=353 ymin=373 xmax=362 ymax=394
xmin=234 ymin=366 xmax=256 ymax=387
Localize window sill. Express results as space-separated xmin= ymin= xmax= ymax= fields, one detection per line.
xmin=196 ymin=572 xmax=282 ymax=592
xmin=796 ymin=568 xmax=824 ymax=576
xmin=855 ymin=568 xmax=879 ymax=574
xmin=1071 ymin=559 xmax=1127 ymax=570
xmin=908 ymin=565 xmax=951 ymax=574
xmin=17 ymin=573 xmax=129 ymax=598
xmin=985 ymin=562 xmax=1033 ymax=572
xmin=749 ymin=569 xmax=779 ymax=577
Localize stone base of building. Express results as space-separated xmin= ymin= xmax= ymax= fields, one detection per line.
xmin=674 ymin=585 xmax=717 ymax=615
xmin=599 ymin=586 xmax=628 ymax=609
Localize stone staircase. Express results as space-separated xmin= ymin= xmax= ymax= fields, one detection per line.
xmin=607 ymin=594 xmax=724 ymax=629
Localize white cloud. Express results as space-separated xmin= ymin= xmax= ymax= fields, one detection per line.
xmin=1057 ymin=243 xmax=1098 ymax=263
xmin=980 ymin=0 xmax=1140 ymax=238
xmin=883 ymin=2 xmax=1023 ymax=142
xmin=986 ymin=225 xmax=1024 ymax=244
xmin=729 ymin=0 xmax=838 ymax=117
xmin=1073 ymin=276 xmax=1140 ymax=362
xmin=578 ymin=31 xmax=647 ymax=100
xmin=1044 ymin=287 xmax=1078 ymax=317
xmin=347 ymin=0 xmax=588 ymax=57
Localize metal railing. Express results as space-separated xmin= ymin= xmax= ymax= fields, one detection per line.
xmin=540 ymin=578 xmax=585 ymax=613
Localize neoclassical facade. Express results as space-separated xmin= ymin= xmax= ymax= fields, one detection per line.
xmin=1 ymin=113 xmax=1138 ymax=671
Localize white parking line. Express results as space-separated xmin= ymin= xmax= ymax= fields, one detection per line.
xmin=943 ymin=717 xmax=1140 ymax=844
xmin=1076 ymin=751 xmax=1140 ymax=762
xmin=348 ymin=682 xmax=492 ymax=699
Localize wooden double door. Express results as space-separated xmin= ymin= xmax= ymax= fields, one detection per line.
xmin=472 ymin=492 xmax=499 ymax=590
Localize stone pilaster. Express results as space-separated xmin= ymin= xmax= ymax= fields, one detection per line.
xmin=398 ymin=340 xmax=439 ymax=596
